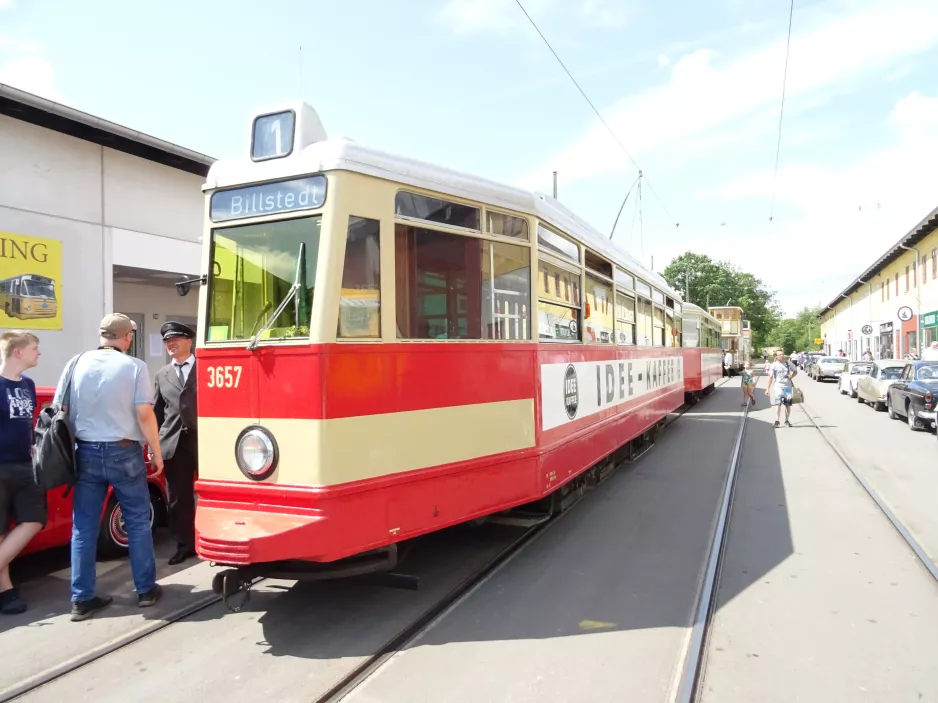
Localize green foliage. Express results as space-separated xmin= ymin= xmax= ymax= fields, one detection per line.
xmin=765 ymin=306 xmax=823 ymax=354
xmin=662 ymin=252 xmax=781 ymax=351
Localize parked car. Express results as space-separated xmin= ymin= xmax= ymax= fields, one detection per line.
xmin=16 ymin=386 xmax=168 ymax=558
xmin=802 ymin=352 xmax=824 ymax=377
xmin=886 ymin=361 xmax=938 ymax=431
xmin=838 ymin=361 xmax=873 ymax=398
xmin=811 ymin=356 xmax=848 ymax=382
xmin=857 ymin=360 xmax=907 ymax=411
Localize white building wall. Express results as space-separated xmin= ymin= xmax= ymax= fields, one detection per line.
xmin=113 ymin=281 xmax=199 ymax=379
xmin=0 ymin=114 xmax=204 ymax=386
xmin=103 ymin=149 xmax=203 ymax=243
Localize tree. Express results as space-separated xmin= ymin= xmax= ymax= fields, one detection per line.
xmin=662 ymin=252 xmax=781 ymax=351
xmin=766 ymin=306 xmax=822 ymax=354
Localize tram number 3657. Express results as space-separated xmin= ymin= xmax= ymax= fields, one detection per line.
xmin=206 ymin=365 xmax=243 ymax=388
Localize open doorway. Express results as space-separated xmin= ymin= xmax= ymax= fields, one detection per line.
xmin=113 ymin=264 xmax=198 ymax=378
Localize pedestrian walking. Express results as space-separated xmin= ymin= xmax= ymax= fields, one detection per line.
xmin=923 ymin=341 xmax=938 ymax=361
xmin=765 ymin=350 xmax=797 ymax=428
xmin=55 ymin=313 xmax=164 ymax=621
xmin=0 ymin=331 xmax=44 ymax=615
xmin=740 ymin=362 xmax=755 ymax=407
xmin=153 ymin=321 xmax=198 ymax=565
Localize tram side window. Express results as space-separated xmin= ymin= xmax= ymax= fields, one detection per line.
xmin=486 ymin=211 xmax=529 ymax=241
xmin=483 ymin=239 xmax=531 ymax=340
xmin=394 ymin=225 xmax=530 ymax=340
xmin=538 ymin=258 xmax=581 ymax=342
xmin=636 ymin=296 xmax=652 ymax=346
xmin=585 ymin=275 xmax=614 ymax=344
xmin=653 ymin=307 xmax=665 ymax=346
xmin=615 ymin=292 xmax=636 ymax=345
xmin=338 ymin=217 xmax=381 ymax=338
xmin=395 ymin=191 xmax=480 ymax=230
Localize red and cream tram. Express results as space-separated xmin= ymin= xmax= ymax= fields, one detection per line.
xmin=681 ymin=303 xmax=724 ymax=402
xmin=189 ymin=102 xmax=694 ymax=586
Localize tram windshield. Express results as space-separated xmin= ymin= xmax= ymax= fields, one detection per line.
xmin=207 ymin=216 xmax=321 ymax=342
xmin=21 ymin=279 xmax=55 ymax=298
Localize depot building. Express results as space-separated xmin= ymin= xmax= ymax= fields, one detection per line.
xmin=0 ymin=83 xmax=214 ymax=386
xmin=820 ymin=204 xmax=938 ymax=360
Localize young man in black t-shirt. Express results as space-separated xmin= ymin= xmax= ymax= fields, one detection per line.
xmin=0 ymin=330 xmax=44 ymax=615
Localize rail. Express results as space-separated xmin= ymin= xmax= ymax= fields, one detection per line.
xmin=797 ymin=402 xmax=938 ymax=583
xmin=672 ymin=373 xmax=756 ymax=703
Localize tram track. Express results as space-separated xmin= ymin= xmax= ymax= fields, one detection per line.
xmin=0 ymin=583 xmax=256 ymax=703
xmin=669 ymin=373 xmax=756 ymax=703
xmin=5 ymin=379 xmax=738 ymax=703
xmin=318 ymin=376 xmax=742 ymax=703
xmin=796 ymin=398 xmax=938 ymax=584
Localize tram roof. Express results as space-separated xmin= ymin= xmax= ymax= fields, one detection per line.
xmin=682 ymin=302 xmax=719 ymax=323
xmin=205 ymin=137 xmax=682 ymax=303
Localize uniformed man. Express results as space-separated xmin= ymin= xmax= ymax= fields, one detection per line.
xmin=153 ymin=321 xmax=198 ymax=565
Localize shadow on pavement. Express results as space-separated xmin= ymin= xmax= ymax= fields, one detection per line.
xmin=244 ymin=382 xmax=793 ymax=661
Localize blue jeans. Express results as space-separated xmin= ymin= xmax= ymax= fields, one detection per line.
xmin=71 ymin=441 xmax=156 ymax=602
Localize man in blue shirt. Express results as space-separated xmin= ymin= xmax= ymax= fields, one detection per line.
xmin=0 ymin=330 xmax=44 ymax=615
xmin=55 ymin=313 xmax=165 ymax=621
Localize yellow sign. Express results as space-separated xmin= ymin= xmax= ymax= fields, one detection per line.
xmin=0 ymin=232 xmax=62 ymax=330
xmin=814 ymin=337 xmax=824 ymax=345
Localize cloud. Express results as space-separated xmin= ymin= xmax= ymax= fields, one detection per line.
xmin=0 ymin=54 xmax=63 ymax=103
xmin=436 ymin=0 xmax=552 ymax=35
xmin=579 ymin=0 xmax=628 ymax=28
xmin=514 ymin=0 xmax=938 ymax=190
xmin=435 ymin=0 xmax=627 ymax=35
xmin=697 ymin=90 xmax=938 ymax=315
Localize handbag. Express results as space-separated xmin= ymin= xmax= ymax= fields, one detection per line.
xmin=32 ymin=353 xmax=83 ymax=493
xmin=791 ymin=387 xmax=805 ymax=405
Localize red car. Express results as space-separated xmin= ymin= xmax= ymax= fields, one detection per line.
xmin=16 ymin=386 xmax=168 ymax=558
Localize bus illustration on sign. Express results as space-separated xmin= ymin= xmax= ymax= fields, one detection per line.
xmin=0 ymin=273 xmax=58 ymax=320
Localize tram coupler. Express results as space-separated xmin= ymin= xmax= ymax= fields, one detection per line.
xmin=211 ymin=569 xmax=254 ymax=613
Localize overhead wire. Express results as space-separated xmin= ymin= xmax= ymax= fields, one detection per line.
xmin=769 ymin=0 xmax=795 ymax=223
xmin=513 ymin=0 xmax=679 ymax=230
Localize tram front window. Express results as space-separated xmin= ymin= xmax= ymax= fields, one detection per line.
xmin=207 ymin=216 xmax=321 ymax=342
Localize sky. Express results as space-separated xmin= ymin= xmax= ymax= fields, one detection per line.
xmin=2 ymin=0 xmax=937 ymax=316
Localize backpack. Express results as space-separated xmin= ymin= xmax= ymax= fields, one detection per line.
xmin=32 ymin=354 xmax=83 ymax=494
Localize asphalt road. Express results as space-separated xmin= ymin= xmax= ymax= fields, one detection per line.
xmin=342 ymin=383 xmax=749 ymax=703
xmin=699 ymin=379 xmax=938 ymax=703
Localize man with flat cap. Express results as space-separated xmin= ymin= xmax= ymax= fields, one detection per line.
xmin=153 ymin=321 xmax=198 ymax=565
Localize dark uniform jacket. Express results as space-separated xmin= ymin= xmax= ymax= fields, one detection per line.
xmin=153 ymin=361 xmax=198 ymax=461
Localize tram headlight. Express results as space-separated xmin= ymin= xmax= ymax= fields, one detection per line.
xmin=235 ymin=426 xmax=278 ymax=481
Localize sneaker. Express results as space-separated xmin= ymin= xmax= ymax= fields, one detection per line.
xmin=138 ymin=583 xmax=163 ymax=608
xmin=0 ymin=587 xmax=27 ymax=615
xmin=774 ymin=420 xmax=780 ymax=428
xmin=70 ymin=595 xmax=113 ymax=621
xmin=785 ymin=420 xmax=792 ymax=427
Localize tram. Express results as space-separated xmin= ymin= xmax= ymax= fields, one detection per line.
xmin=681 ymin=303 xmax=723 ymax=402
xmin=708 ymin=305 xmax=746 ymax=374
xmin=189 ymin=102 xmax=695 ymax=587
